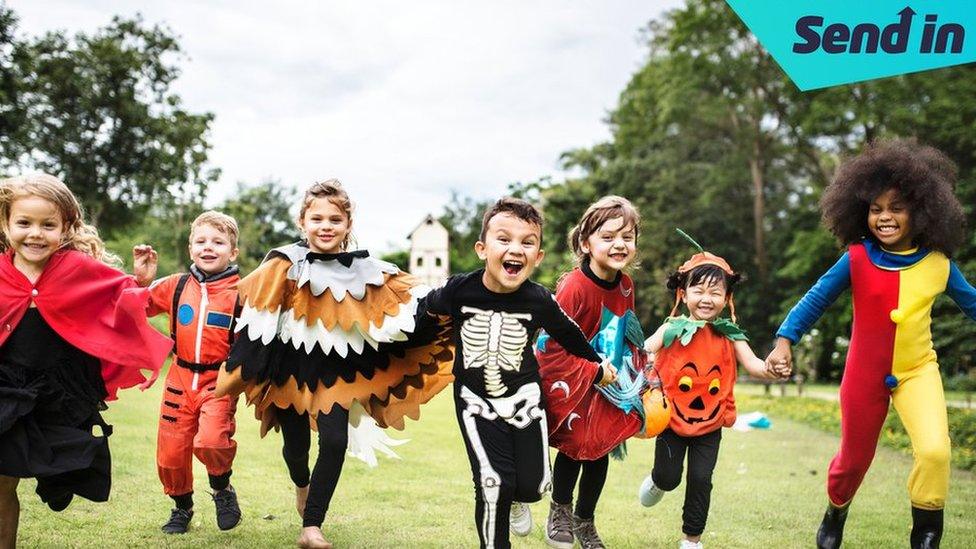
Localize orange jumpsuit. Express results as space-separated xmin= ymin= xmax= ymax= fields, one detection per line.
xmin=147 ymin=267 xmax=240 ymax=497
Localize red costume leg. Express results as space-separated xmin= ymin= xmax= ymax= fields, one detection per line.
xmin=193 ymin=374 xmax=238 ymax=477
xmin=157 ymin=366 xmax=200 ymax=496
xmin=827 ymin=367 xmax=891 ymax=506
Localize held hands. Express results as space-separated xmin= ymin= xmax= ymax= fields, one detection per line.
xmin=132 ymin=244 xmax=158 ymax=287
xmin=764 ymin=337 xmax=793 ymax=379
xmin=597 ymin=358 xmax=617 ymax=388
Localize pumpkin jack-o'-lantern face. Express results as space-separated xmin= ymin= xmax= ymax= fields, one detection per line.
xmin=671 ymin=361 xmax=728 ymax=425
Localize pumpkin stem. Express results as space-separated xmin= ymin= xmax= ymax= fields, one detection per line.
xmin=676 ymin=228 xmax=705 ymax=253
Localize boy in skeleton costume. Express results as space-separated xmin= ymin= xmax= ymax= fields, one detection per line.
xmin=216 ymin=180 xmax=454 ymax=549
xmin=423 ymin=198 xmax=615 ymax=549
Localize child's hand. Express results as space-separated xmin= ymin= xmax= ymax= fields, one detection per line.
xmin=771 ymin=359 xmax=792 ymax=379
xmin=643 ymin=337 xmax=655 ymax=353
xmin=597 ymin=359 xmax=617 ymax=388
xmin=132 ymin=244 xmax=158 ymax=287
xmin=764 ymin=337 xmax=793 ymax=379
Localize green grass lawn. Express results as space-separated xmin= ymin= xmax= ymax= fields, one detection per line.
xmin=14 ymin=370 xmax=976 ymax=548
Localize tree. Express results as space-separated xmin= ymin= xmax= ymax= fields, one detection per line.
xmin=438 ymin=190 xmax=492 ymax=275
xmin=522 ymin=1 xmax=976 ymax=380
xmin=10 ymin=14 xmax=217 ymax=235
xmin=220 ymin=180 xmax=300 ymax=274
xmin=0 ymin=5 xmax=27 ymax=168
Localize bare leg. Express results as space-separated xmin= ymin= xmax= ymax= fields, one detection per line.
xmin=0 ymin=476 xmax=20 ymax=549
xmin=296 ymin=484 xmax=309 ymax=518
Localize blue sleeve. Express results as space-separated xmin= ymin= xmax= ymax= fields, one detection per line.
xmin=776 ymin=253 xmax=851 ymax=344
xmin=946 ymin=262 xmax=976 ymax=321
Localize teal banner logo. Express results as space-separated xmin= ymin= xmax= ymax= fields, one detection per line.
xmin=725 ymin=1 xmax=976 ymax=90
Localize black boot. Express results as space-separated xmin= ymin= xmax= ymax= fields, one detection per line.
xmin=816 ymin=502 xmax=849 ymax=549
xmin=910 ymin=507 xmax=943 ymax=549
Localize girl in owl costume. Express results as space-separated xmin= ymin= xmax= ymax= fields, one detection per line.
xmin=216 ymin=180 xmax=453 ymax=549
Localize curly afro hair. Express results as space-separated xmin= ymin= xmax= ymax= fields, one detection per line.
xmin=820 ymin=138 xmax=965 ymax=256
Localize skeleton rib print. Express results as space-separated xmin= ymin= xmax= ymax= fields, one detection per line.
xmin=460 ymin=306 xmax=532 ymax=397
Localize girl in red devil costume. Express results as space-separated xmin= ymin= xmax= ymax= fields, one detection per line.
xmin=535 ymin=196 xmax=648 ymax=549
xmin=639 ymin=233 xmax=787 ymax=549
xmin=0 ymin=174 xmax=171 ymax=547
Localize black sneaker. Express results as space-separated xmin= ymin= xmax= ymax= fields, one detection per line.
xmin=911 ymin=507 xmax=943 ymax=549
xmin=162 ymin=508 xmax=193 ymax=534
xmin=213 ymin=487 xmax=242 ymax=531
xmin=816 ymin=503 xmax=849 ymax=549
xmin=47 ymin=493 xmax=73 ymax=512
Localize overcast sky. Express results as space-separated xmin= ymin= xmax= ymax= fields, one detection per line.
xmin=7 ymin=1 xmax=682 ymax=251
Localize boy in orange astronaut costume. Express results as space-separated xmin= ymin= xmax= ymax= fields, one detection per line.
xmin=133 ymin=211 xmax=243 ymax=534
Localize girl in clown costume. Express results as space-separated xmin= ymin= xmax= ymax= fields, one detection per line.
xmin=639 ymin=235 xmax=787 ymax=549
xmin=535 ymin=196 xmax=650 ymax=549
xmin=767 ymin=140 xmax=976 ymax=549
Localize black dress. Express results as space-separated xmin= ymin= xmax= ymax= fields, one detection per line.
xmin=0 ymin=308 xmax=112 ymax=509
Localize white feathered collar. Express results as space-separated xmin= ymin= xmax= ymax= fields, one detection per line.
xmin=266 ymin=242 xmax=399 ymax=301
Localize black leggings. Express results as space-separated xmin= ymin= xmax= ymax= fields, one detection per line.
xmin=651 ymin=428 xmax=722 ymax=537
xmin=551 ymin=452 xmax=608 ymax=519
xmin=277 ymin=405 xmax=349 ymax=528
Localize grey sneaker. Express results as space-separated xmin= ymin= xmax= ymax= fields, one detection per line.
xmin=639 ymin=473 xmax=665 ymax=507
xmin=545 ymin=501 xmax=574 ymax=549
xmin=510 ymin=501 xmax=533 ymax=537
xmin=572 ymin=514 xmax=606 ymax=549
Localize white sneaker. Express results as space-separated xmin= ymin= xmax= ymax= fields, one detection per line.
xmin=638 ymin=474 xmax=665 ymax=507
xmin=510 ymin=502 xmax=533 ymax=536
xmin=679 ymin=540 xmax=703 ymax=549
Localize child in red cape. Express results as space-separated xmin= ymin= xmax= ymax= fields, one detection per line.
xmin=0 ymin=174 xmax=171 ymax=547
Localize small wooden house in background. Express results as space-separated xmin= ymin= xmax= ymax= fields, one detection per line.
xmin=408 ymin=214 xmax=449 ymax=287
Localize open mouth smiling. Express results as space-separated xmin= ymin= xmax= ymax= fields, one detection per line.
xmin=502 ymin=261 xmax=524 ymax=275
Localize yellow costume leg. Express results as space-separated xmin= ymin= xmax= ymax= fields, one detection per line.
xmin=891 ymin=365 xmax=950 ymax=510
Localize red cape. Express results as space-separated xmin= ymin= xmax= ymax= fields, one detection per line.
xmin=0 ymin=249 xmax=171 ymax=400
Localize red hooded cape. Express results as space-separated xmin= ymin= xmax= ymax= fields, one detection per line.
xmin=0 ymin=249 xmax=171 ymax=400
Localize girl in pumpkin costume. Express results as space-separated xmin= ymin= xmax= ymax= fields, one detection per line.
xmin=639 ymin=235 xmax=786 ymax=549
xmin=535 ymin=196 xmax=652 ymax=549
xmin=216 ymin=180 xmax=453 ymax=549
xmin=767 ymin=140 xmax=976 ymax=549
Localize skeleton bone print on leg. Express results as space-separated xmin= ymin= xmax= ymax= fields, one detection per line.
xmin=460 ymin=306 xmax=532 ymax=397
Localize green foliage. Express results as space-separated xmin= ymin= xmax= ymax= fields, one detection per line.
xmin=0 ymin=6 xmax=27 ymax=166
xmin=219 ymin=180 xmax=299 ymax=274
xmin=106 ymin=198 xmax=204 ymax=276
xmin=437 ymin=190 xmax=490 ymax=274
xmin=381 ymin=249 xmax=409 ymax=271
xmin=499 ymin=1 xmax=976 ymax=381
xmin=944 ymin=370 xmax=976 ymax=393
xmin=4 ymin=12 xmax=217 ymax=236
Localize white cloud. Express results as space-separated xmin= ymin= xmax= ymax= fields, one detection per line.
xmin=7 ymin=0 xmax=682 ymax=251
